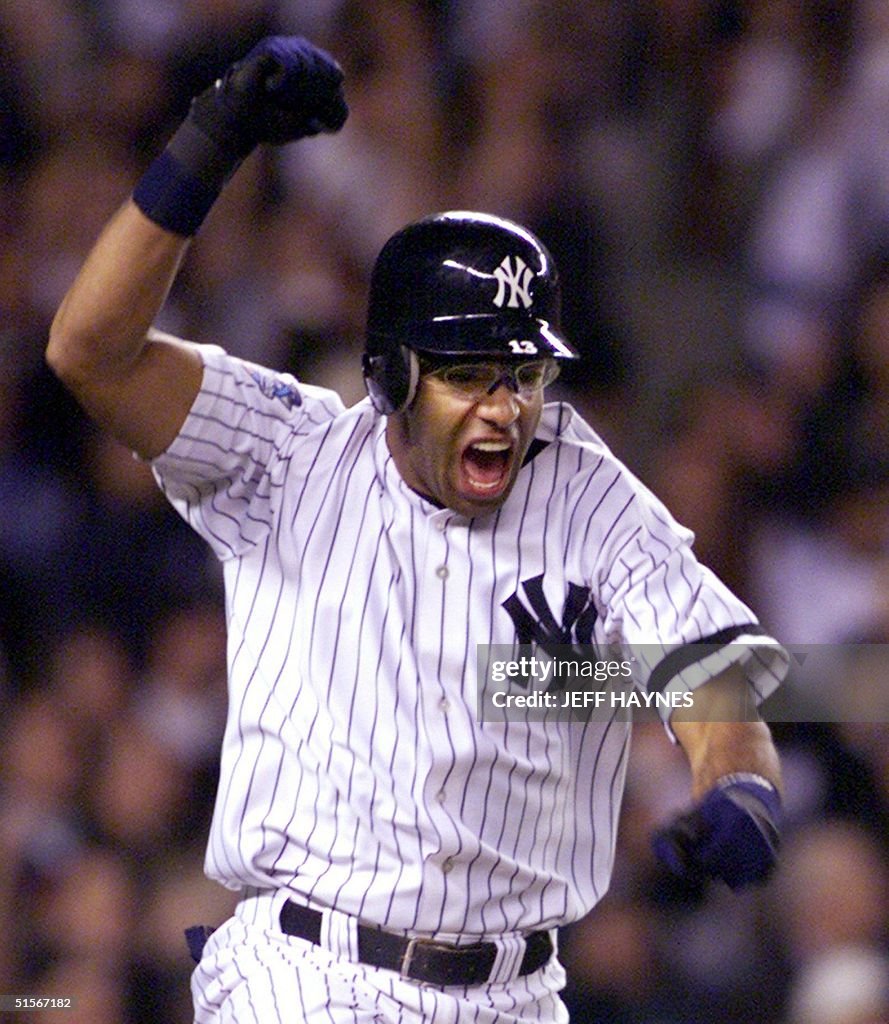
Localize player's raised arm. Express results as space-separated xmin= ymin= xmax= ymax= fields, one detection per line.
xmin=47 ymin=36 xmax=348 ymax=460
xmin=48 ymin=203 xmax=199 ymax=459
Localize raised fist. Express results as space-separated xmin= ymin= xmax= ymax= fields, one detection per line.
xmin=190 ymin=35 xmax=349 ymax=157
xmin=133 ymin=35 xmax=348 ymax=235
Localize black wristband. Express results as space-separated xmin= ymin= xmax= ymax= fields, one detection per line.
xmin=132 ymin=96 xmax=253 ymax=237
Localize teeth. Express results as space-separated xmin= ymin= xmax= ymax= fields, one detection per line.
xmin=471 ymin=441 xmax=510 ymax=452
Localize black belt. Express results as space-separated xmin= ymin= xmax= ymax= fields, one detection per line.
xmin=279 ymin=900 xmax=553 ymax=987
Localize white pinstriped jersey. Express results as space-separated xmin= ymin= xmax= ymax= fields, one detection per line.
xmin=152 ymin=345 xmax=787 ymax=940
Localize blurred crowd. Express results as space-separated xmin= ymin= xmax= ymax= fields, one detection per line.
xmin=1 ymin=1 xmax=888 ymax=1022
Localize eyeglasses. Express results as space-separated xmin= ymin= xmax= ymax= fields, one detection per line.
xmin=423 ymin=360 xmax=560 ymax=399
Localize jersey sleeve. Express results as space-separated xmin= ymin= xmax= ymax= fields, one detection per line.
xmin=150 ymin=344 xmax=346 ymax=560
xmin=595 ymin=473 xmax=788 ymax=724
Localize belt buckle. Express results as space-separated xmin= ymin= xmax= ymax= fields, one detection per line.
xmin=399 ymin=937 xmax=457 ymax=983
xmin=398 ymin=937 xmax=494 ymax=987
xmin=399 ymin=937 xmax=422 ymax=979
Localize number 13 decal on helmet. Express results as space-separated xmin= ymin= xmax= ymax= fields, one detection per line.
xmin=508 ymin=340 xmax=539 ymax=355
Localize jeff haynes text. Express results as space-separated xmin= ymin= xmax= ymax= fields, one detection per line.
xmin=489 ymin=689 xmax=696 ymax=709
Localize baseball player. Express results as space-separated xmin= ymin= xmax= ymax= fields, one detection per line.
xmin=48 ymin=36 xmax=788 ymax=1024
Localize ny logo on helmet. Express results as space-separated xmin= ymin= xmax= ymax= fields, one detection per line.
xmin=492 ymin=255 xmax=534 ymax=309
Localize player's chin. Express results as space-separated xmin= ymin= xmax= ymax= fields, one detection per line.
xmin=450 ymin=461 xmax=518 ymax=517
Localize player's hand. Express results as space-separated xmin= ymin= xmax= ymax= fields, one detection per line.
xmin=189 ymin=35 xmax=348 ymax=158
xmin=651 ymin=775 xmax=781 ymax=890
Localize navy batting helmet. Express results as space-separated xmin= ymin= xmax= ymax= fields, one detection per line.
xmin=362 ymin=211 xmax=579 ymax=413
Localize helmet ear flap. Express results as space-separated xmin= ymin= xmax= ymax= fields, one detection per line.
xmin=403 ymin=348 xmax=420 ymax=409
xmin=363 ymin=344 xmax=419 ymax=414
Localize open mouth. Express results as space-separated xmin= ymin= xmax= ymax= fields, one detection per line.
xmin=461 ymin=440 xmax=513 ymax=495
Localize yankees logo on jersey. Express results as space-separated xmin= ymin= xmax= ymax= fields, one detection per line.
xmin=152 ymin=346 xmax=787 ymax=946
xmin=503 ymin=573 xmax=598 ymax=648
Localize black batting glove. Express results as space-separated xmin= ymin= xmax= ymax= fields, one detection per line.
xmin=652 ymin=774 xmax=781 ymax=890
xmin=187 ymin=35 xmax=348 ymax=158
xmin=134 ymin=36 xmax=348 ymax=236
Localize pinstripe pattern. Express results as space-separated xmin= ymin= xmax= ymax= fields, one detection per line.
xmin=154 ymin=346 xmax=786 ymax=1018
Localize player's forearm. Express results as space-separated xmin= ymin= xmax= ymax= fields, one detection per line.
xmin=671 ymin=663 xmax=782 ymax=799
xmin=673 ymin=717 xmax=781 ymax=800
xmin=47 ymin=199 xmax=189 ymax=387
xmin=654 ymin=707 xmax=783 ymax=889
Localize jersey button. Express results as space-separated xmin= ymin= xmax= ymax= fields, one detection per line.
xmin=439 ymin=698 xmax=450 ymax=713
xmin=436 ymin=789 xmax=446 ymax=804
xmin=435 ymin=565 xmax=449 ymax=579
xmin=442 ymin=856 xmax=455 ymax=873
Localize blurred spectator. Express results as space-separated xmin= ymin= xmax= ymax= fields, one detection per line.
xmin=96 ymin=0 xmax=276 ymax=109
xmin=749 ymin=473 xmax=889 ymax=643
xmin=46 ymin=624 xmax=135 ymax=745
xmin=17 ymin=135 xmax=140 ymax=332
xmin=644 ymin=374 xmax=796 ymax=597
xmin=785 ymin=945 xmax=889 ymax=1024
xmin=741 ymin=0 xmax=888 ymax=399
xmin=85 ymin=712 xmax=196 ymax=863
xmin=56 ymin=428 xmax=220 ymax=663
xmin=706 ymin=1 xmax=808 ymax=170
xmin=0 ymin=693 xmax=85 ymax=884
xmin=254 ymin=203 xmax=369 ymax=403
xmin=0 ymin=365 xmax=85 ymax=684
xmin=25 ymin=957 xmax=128 ymax=1024
xmin=773 ymin=820 xmax=888 ymax=964
xmin=19 ymin=846 xmax=136 ymax=1020
xmin=283 ymin=0 xmax=452 ymax=268
xmin=747 ymin=258 xmax=889 ymax=642
xmin=29 ymin=844 xmax=137 ymax=969
xmin=0 ymin=0 xmax=96 ymax=155
xmin=560 ymin=898 xmax=664 ymax=1023
xmin=839 ymin=717 xmax=889 ymax=819
xmin=159 ymin=147 xmax=287 ymax=360
xmin=768 ymin=722 xmax=889 ymax=836
xmin=133 ymin=600 xmax=227 ymax=773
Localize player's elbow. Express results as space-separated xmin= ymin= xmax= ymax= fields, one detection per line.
xmin=47 ymin=296 xmax=85 ymax=379
xmin=46 ymin=305 xmax=117 ymax=395
xmin=46 ymin=318 xmax=83 ymax=388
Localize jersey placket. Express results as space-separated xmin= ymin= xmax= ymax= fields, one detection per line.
xmin=409 ymin=508 xmax=477 ymax=921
